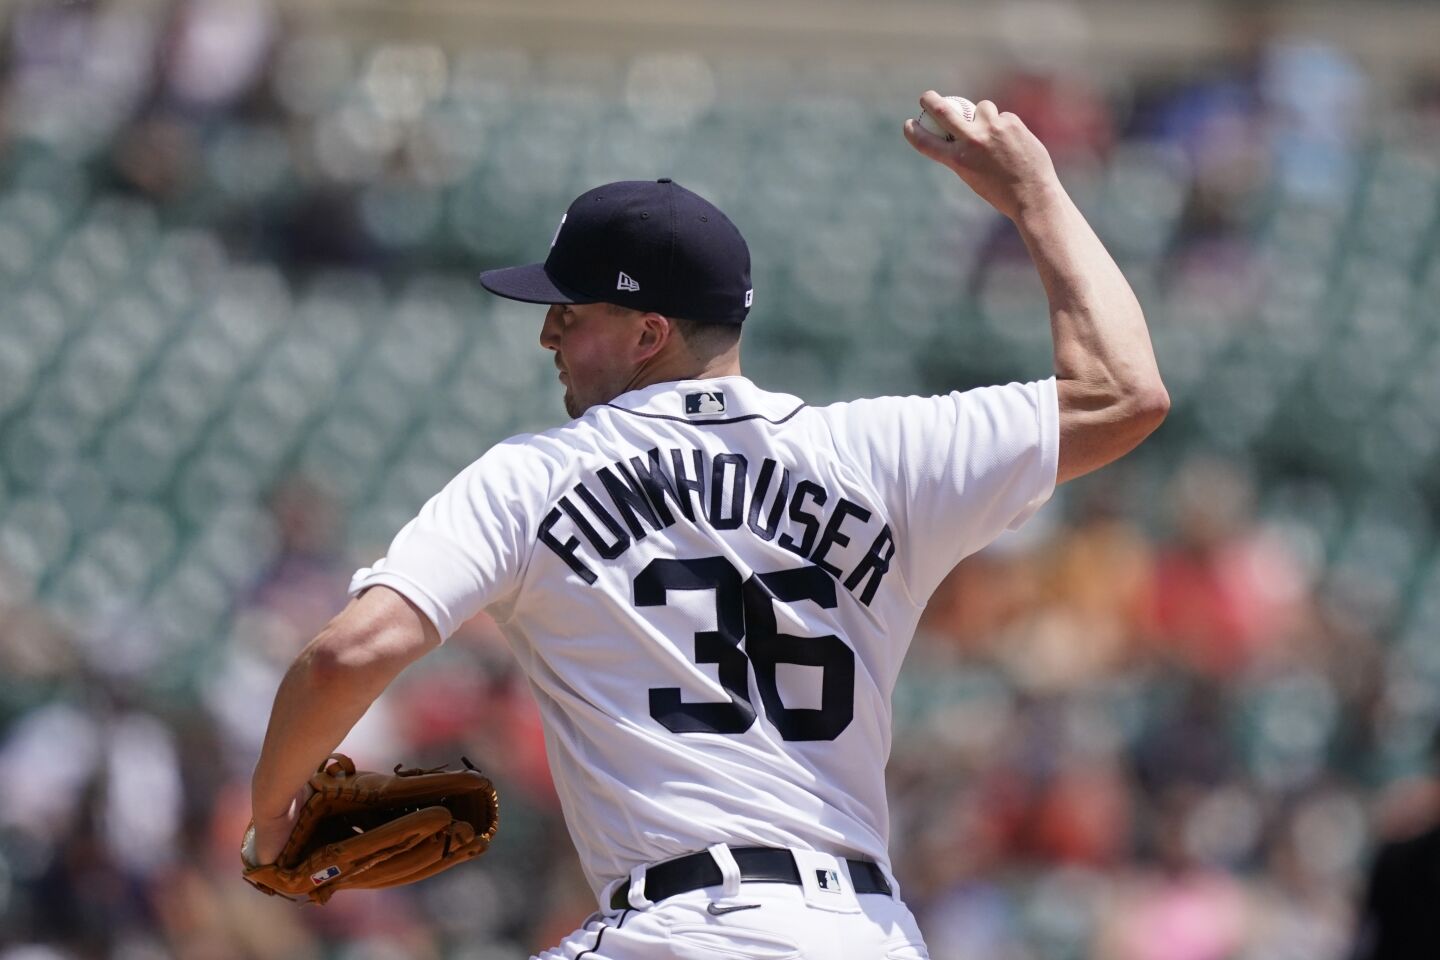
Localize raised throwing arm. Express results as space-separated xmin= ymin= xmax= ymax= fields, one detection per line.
xmin=904 ymin=91 xmax=1169 ymax=484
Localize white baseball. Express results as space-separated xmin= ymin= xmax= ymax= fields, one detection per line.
xmin=916 ymin=96 xmax=977 ymax=141
xmin=241 ymin=822 xmax=259 ymax=867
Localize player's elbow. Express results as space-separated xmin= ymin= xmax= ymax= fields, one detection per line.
xmin=1061 ymin=369 xmax=1169 ymax=437
xmin=295 ymin=630 xmax=345 ymax=682
xmin=299 ymin=589 xmax=440 ymax=688
xmin=296 ymin=626 xmax=366 ymax=691
xmin=1124 ymin=380 xmax=1170 ymax=436
xmin=1056 ymin=375 xmax=1169 ymax=484
xmin=293 ymin=631 xmax=394 ymax=707
xmin=1101 ymin=381 xmax=1168 ymax=456
xmin=1095 ymin=363 xmax=1169 ymax=437
xmin=300 ymin=620 xmax=421 ymax=691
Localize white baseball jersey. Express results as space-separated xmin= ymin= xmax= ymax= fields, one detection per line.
xmin=349 ymin=375 xmax=1058 ymax=898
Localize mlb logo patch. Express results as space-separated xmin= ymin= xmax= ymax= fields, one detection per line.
xmin=815 ymin=868 xmax=842 ymax=893
xmin=684 ymin=391 xmax=726 ymax=416
xmin=310 ymin=865 xmax=342 ymax=886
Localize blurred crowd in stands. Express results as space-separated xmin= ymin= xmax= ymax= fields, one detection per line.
xmin=3 ymin=1 xmax=1440 ymax=958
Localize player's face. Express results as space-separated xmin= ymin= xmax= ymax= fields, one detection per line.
xmin=539 ymin=302 xmax=648 ymax=417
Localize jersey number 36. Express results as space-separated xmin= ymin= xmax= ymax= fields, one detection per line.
xmin=634 ymin=557 xmax=854 ymax=741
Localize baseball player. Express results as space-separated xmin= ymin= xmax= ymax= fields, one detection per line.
xmin=249 ymin=91 xmax=1167 ymax=956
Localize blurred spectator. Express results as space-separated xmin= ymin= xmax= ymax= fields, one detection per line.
xmin=994 ymin=69 xmax=1115 ymax=169
xmin=1133 ymin=678 xmax=1233 ymax=793
xmin=160 ymin=0 xmax=276 ymax=113
xmin=0 ymin=586 xmax=77 ymax=689
xmin=1145 ymin=458 xmax=1305 ymax=677
xmin=994 ymin=492 xmax=1154 ymax=693
xmin=1409 ymin=69 xmax=1440 ymax=135
xmin=1093 ymin=789 xmax=1249 ymax=960
xmin=1128 ymin=7 xmax=1272 ymax=294
xmin=1260 ymin=39 xmax=1366 ymax=203
xmin=1352 ymin=727 xmax=1440 ymax=960
xmin=5 ymin=0 xmax=158 ymax=157
xmin=246 ymin=474 xmax=349 ymax=648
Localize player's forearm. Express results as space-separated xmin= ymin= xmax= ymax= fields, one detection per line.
xmin=1013 ymin=179 xmax=1165 ymax=408
xmin=252 ymin=607 xmax=426 ymax=817
xmin=251 ymin=647 xmax=383 ymax=818
xmin=1012 ymin=178 xmax=1168 ymax=481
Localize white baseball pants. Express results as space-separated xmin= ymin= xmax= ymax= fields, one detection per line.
xmin=534 ymin=848 xmax=930 ymax=960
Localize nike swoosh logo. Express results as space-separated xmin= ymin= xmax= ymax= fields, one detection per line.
xmin=707 ymin=902 xmax=762 ymax=916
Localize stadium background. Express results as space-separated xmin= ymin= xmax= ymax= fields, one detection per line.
xmin=2 ymin=0 xmax=1439 ymax=957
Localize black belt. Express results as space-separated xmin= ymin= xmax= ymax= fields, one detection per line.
xmin=610 ymin=846 xmax=892 ymax=910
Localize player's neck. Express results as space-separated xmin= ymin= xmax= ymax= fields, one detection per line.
xmin=624 ymin=349 xmax=742 ymax=394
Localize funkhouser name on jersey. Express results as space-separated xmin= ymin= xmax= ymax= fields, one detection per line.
xmin=537 ymin=446 xmax=895 ymax=605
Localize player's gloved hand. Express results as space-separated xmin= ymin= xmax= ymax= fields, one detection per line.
xmin=241 ymin=753 xmax=499 ymax=905
xmin=903 ymin=90 xmax=1058 ymax=221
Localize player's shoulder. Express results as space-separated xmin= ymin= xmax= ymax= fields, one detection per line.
xmin=817 ymin=380 xmax=1050 ymax=423
xmin=445 ymin=429 xmax=573 ymax=504
xmin=459 ymin=414 xmax=656 ymax=478
xmin=810 ymin=390 xmax=956 ymax=431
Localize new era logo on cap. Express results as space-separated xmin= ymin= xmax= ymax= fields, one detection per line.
xmin=617 ymin=271 xmax=640 ymax=292
xmin=684 ymin=391 xmax=725 ymax=415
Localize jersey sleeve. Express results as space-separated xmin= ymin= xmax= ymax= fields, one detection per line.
xmin=347 ymin=438 xmax=552 ymax=641
xmin=826 ymin=378 xmax=1059 ymax=601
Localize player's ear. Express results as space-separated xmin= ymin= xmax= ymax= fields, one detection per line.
xmin=633 ymin=311 xmax=672 ymax=361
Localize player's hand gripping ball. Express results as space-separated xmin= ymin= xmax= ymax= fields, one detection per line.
xmin=905 ymin=90 xmax=1057 ymax=222
xmin=916 ymin=96 xmax=976 ymax=140
xmin=241 ymin=754 xmax=499 ymax=904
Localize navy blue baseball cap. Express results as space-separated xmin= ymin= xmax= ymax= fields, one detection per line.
xmin=479 ymin=178 xmax=753 ymax=324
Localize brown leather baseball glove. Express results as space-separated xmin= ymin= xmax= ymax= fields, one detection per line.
xmin=241 ymin=753 xmax=498 ymax=904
